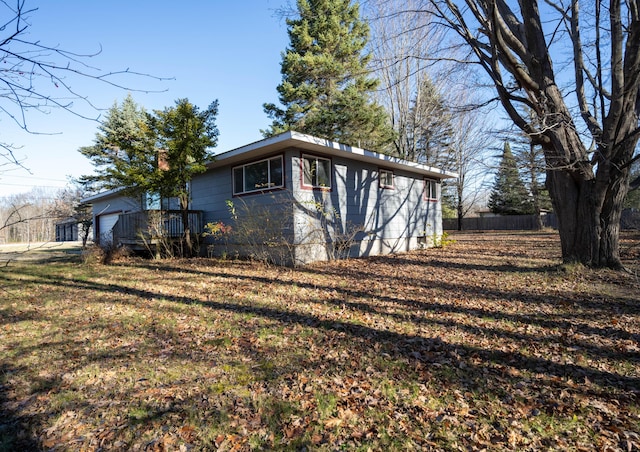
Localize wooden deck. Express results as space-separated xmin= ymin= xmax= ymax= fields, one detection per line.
xmin=111 ymin=210 xmax=203 ymax=250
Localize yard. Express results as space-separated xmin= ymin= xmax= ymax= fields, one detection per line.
xmin=0 ymin=232 xmax=638 ymax=451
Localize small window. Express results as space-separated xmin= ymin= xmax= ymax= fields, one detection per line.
xmin=425 ymin=179 xmax=438 ymax=201
xmin=233 ymin=156 xmax=284 ymax=195
xmin=302 ymin=154 xmax=331 ymax=189
xmin=144 ymin=192 xmax=161 ymax=210
xmin=380 ymin=169 xmax=394 ymax=189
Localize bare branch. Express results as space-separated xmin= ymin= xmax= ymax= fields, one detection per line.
xmin=0 ymin=0 xmax=172 ymax=168
xmin=571 ymin=0 xmax=604 ymax=141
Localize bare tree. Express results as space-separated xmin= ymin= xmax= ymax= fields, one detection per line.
xmin=365 ymin=0 xmax=449 ymax=157
xmin=410 ymin=0 xmax=640 ymax=269
xmin=443 ymin=102 xmax=496 ymax=229
xmin=0 ymin=0 xmax=166 ymax=171
xmin=52 ymin=183 xmax=93 ymax=246
xmin=0 ymin=188 xmax=56 ymax=243
xmin=365 ymin=0 xmax=496 ymax=231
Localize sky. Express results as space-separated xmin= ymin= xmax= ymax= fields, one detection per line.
xmin=0 ymin=0 xmax=291 ymax=197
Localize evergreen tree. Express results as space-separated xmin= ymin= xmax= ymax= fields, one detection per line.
xmin=514 ymin=141 xmax=553 ymax=227
xmin=624 ymin=163 xmax=640 ymax=209
xmin=263 ymin=0 xmax=394 ymax=152
xmin=489 ymin=142 xmax=534 ymax=215
xmin=406 ymin=76 xmax=453 ymax=165
xmin=79 ymin=96 xmax=219 ymax=257
xmin=148 ymin=99 xmax=219 ymax=256
xmin=78 ymin=94 xmax=155 ymax=195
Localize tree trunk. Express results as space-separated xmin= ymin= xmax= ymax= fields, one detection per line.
xmin=527 ymin=77 xmax=635 ymax=269
xmin=546 ymin=154 xmax=631 ymax=269
xmin=179 ymin=193 xmax=193 ymax=258
xmin=598 ymin=147 xmax=632 ymax=269
xmin=529 ymin=143 xmax=543 ymax=230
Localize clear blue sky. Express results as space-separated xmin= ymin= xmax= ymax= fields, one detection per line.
xmin=0 ymin=0 xmax=290 ymax=197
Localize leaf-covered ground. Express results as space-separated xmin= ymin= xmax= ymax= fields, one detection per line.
xmin=0 ymin=232 xmax=639 ymax=451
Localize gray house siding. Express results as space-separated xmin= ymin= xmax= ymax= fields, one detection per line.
xmin=288 ymin=153 xmax=441 ymax=263
xmin=191 ymin=148 xmax=296 ymax=227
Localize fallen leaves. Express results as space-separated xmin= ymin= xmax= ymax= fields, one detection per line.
xmin=0 ymin=232 xmax=639 ymax=450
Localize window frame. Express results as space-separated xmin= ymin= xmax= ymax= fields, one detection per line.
xmin=301 ymin=153 xmax=332 ymax=190
xmin=232 ymin=155 xmax=285 ymax=196
xmin=379 ymin=169 xmax=395 ymax=189
xmin=424 ymin=178 xmax=438 ymax=201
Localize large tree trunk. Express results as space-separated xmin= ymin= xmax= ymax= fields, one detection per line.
xmin=546 ymin=170 xmax=599 ymax=266
xmin=537 ymin=81 xmax=635 ymax=269
xmin=545 ymin=141 xmax=632 ymax=269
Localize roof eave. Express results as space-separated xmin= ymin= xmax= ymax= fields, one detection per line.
xmin=207 ymin=131 xmax=458 ymax=180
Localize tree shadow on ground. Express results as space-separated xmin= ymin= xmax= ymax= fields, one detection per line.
xmin=0 ymin=364 xmax=41 ymax=452
xmin=1 ymin=246 xmax=639 ymax=449
xmin=10 ymin=266 xmax=640 ymax=395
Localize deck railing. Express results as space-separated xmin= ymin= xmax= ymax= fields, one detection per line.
xmin=112 ymin=210 xmax=203 ymax=245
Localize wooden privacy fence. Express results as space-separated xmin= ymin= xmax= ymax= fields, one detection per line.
xmin=443 ymin=214 xmax=557 ymax=231
xmin=444 ymin=210 xmax=639 ymax=231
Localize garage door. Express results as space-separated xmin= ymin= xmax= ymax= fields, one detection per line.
xmin=97 ymin=213 xmax=120 ymax=245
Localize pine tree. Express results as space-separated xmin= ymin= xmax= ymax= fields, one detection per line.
xmin=263 ymin=0 xmax=394 ymax=152
xmin=148 ymin=99 xmax=219 ymax=256
xmin=514 ymin=141 xmax=553 ymax=227
xmin=406 ymin=76 xmax=453 ymax=165
xmin=625 ymin=163 xmax=640 ymax=209
xmin=78 ymin=94 xmax=155 ymax=195
xmin=79 ymin=96 xmax=219 ymax=257
xmin=489 ymin=142 xmax=534 ymax=215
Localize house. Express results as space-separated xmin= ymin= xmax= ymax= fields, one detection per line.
xmin=83 ymin=131 xmax=457 ymax=265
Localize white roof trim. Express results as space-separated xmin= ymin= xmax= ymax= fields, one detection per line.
xmin=81 ymin=187 xmax=125 ymax=204
xmin=208 ymin=131 xmax=458 ymax=179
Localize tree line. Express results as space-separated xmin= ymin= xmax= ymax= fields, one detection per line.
xmin=0 ymin=186 xmax=89 ymax=244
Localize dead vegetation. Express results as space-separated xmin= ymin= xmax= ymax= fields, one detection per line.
xmin=0 ymin=232 xmax=638 ymax=451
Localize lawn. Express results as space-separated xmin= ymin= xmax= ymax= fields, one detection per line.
xmin=0 ymin=232 xmax=638 ymax=451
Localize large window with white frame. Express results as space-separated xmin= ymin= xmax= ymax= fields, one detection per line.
xmin=233 ymin=155 xmax=284 ymax=195
xmin=424 ymin=178 xmax=438 ymax=201
xmin=301 ymin=154 xmax=331 ymax=189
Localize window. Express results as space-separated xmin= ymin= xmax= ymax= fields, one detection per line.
xmin=233 ymin=156 xmax=284 ymax=195
xmin=143 ymin=192 xmax=181 ymax=210
xmin=379 ymin=169 xmax=394 ymax=189
xmin=425 ymin=179 xmax=438 ymax=201
xmin=144 ymin=192 xmax=161 ymax=210
xmin=302 ymin=154 xmax=331 ymax=189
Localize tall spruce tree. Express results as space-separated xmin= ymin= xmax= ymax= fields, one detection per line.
xmin=79 ymin=94 xmax=155 ymax=195
xmin=406 ymin=76 xmax=453 ymax=165
xmin=514 ymin=141 xmax=553 ymax=228
xmin=489 ymin=142 xmax=534 ymax=215
xmin=625 ymin=163 xmax=640 ymax=209
xmin=263 ymin=0 xmax=394 ymax=152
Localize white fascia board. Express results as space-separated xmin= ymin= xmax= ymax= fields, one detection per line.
xmin=80 ymin=187 xmax=125 ymax=204
xmin=207 ymin=131 xmax=458 ymax=180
